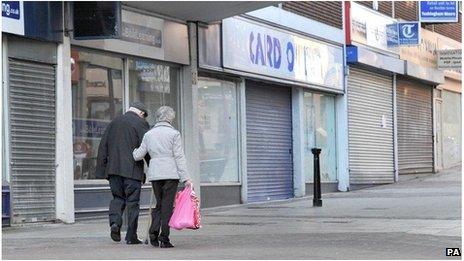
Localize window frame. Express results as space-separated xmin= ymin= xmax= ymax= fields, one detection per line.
xmin=72 ymin=46 xmax=182 ymax=185
xmin=303 ymin=90 xmax=338 ymax=183
xmin=197 ymin=76 xmax=242 ymax=185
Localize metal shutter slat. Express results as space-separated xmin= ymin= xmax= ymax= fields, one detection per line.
xmin=397 ymin=78 xmax=433 ymax=174
xmin=348 ymin=67 xmax=395 ymax=184
xmin=8 ymin=58 xmax=56 ymax=224
xmin=246 ymin=81 xmax=293 ymax=203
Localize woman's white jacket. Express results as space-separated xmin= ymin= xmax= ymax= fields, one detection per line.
xmin=133 ymin=122 xmax=189 ymax=182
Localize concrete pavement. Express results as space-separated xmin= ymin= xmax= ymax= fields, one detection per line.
xmin=2 ymin=167 xmax=462 ymax=259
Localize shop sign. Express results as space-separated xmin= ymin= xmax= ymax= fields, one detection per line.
xmin=73 ymin=119 xmax=109 ymax=138
xmin=2 ymin=1 xmax=24 ymax=35
xmin=350 ymin=2 xmax=399 ymax=54
xmin=420 ymin=1 xmax=458 ymax=23
xmin=400 ymin=28 xmax=462 ymax=75
xmin=437 ymin=49 xmax=462 ymax=70
xmin=398 ymin=22 xmax=420 ymax=45
xmin=121 ymin=22 xmax=162 ymax=48
xmin=386 ymin=24 xmax=399 ymax=47
xmin=222 ymin=17 xmax=343 ymax=91
xmin=400 ymin=28 xmax=438 ymax=68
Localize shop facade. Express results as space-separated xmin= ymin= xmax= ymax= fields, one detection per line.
xmin=197 ymin=6 xmax=348 ymax=206
xmin=68 ymin=6 xmax=190 ymax=217
xmin=345 ymin=2 xmax=404 ymax=186
xmin=345 ymin=3 xmax=446 ymax=183
xmin=2 ymin=2 xmax=63 ymax=225
xmin=399 ymin=29 xmax=461 ymax=172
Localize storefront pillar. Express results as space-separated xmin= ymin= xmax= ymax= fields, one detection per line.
xmin=292 ymin=87 xmax=305 ymax=197
xmin=55 ymin=34 xmax=75 ymax=223
xmin=335 ymin=92 xmax=349 ymax=191
xmin=181 ymin=22 xmax=201 ymax=199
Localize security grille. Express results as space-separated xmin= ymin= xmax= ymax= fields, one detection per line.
xmin=8 ymin=58 xmax=56 ymax=223
xmin=396 ymin=78 xmax=433 ymax=174
xmin=246 ymin=81 xmax=293 ymax=203
xmin=348 ymin=67 xmax=395 ymax=184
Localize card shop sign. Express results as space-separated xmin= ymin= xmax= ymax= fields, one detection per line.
xmin=222 ymin=17 xmax=343 ymax=91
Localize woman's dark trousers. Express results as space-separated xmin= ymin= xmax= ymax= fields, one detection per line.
xmin=149 ymin=179 xmax=179 ymax=243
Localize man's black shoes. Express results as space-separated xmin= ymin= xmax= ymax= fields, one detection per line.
xmin=110 ymin=224 xmax=121 ymax=242
xmin=160 ymin=241 xmax=174 ymax=248
xmin=126 ymin=238 xmax=143 ymax=245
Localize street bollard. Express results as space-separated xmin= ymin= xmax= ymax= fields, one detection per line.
xmin=311 ymin=148 xmax=322 ymax=207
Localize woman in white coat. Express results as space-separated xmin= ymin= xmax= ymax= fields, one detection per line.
xmin=133 ymin=106 xmax=192 ymax=248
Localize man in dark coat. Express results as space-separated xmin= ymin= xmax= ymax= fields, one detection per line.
xmin=96 ymin=102 xmax=151 ymax=244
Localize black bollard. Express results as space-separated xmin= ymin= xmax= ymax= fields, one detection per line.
xmin=311 ymin=148 xmax=322 ymax=207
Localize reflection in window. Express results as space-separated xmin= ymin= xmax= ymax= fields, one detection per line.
xmin=304 ymin=92 xmax=337 ymax=182
xmin=129 ymin=59 xmax=180 ymax=127
xmin=71 ymin=49 xmax=123 ymax=180
xmin=198 ymin=78 xmax=239 ymax=183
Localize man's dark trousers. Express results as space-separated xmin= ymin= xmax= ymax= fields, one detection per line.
xmin=109 ymin=175 xmax=142 ymax=241
xmin=149 ymin=179 xmax=179 ymax=243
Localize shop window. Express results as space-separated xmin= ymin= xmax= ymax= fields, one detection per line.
xmin=128 ymin=59 xmax=180 ymax=128
xmin=303 ymin=92 xmax=337 ymax=182
xmin=71 ymin=49 xmax=124 ymax=180
xmin=198 ymin=78 xmax=239 ymax=183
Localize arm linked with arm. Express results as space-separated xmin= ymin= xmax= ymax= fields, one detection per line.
xmin=133 ymin=134 xmax=148 ymax=161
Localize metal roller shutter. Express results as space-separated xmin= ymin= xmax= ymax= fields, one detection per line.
xmin=8 ymin=59 xmax=56 ymax=223
xmin=246 ymin=81 xmax=293 ymax=203
xmin=396 ymin=78 xmax=433 ymax=174
xmin=348 ymin=68 xmax=395 ymax=184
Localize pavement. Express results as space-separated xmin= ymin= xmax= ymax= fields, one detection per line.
xmin=2 ymin=167 xmax=462 ymax=260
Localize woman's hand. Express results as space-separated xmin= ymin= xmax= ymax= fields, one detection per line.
xmin=184 ymin=180 xmax=193 ymax=187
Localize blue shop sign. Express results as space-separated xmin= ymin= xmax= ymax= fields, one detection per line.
xmin=2 ymin=1 xmax=20 ymax=19
xmin=420 ymin=1 xmax=458 ymax=23
xmin=346 ymin=45 xmax=358 ymax=63
xmin=398 ymin=22 xmax=420 ymax=45
xmin=386 ymin=23 xmax=399 ymax=47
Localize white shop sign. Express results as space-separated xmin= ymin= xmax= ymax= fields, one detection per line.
xmin=437 ymin=49 xmax=462 ymax=70
xmin=350 ymin=2 xmax=399 ymax=54
xmin=2 ymin=1 xmax=24 ymax=36
xmin=222 ymin=17 xmax=343 ymax=91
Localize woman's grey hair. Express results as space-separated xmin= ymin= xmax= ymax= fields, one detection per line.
xmin=155 ymin=106 xmax=176 ymax=123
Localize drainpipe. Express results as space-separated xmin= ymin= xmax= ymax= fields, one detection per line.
xmin=393 ymin=74 xmax=399 ymax=182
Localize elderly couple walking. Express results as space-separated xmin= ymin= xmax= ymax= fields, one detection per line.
xmin=96 ymin=102 xmax=192 ymax=248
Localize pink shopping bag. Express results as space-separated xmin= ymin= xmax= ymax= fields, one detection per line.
xmin=169 ymin=186 xmax=201 ymax=230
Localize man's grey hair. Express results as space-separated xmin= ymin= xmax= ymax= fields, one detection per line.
xmin=155 ymin=106 xmax=176 ymax=123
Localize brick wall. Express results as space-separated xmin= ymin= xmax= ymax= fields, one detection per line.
xmin=282 ymin=1 xmax=343 ymax=29
xmin=424 ymin=13 xmax=462 ymax=42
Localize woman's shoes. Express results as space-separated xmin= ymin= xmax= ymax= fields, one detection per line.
xmin=159 ymin=241 xmax=174 ymax=248
xmin=149 ymin=234 xmax=159 ymax=247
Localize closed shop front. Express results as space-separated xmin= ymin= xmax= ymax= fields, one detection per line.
xmin=396 ymin=78 xmax=434 ymax=174
xmin=246 ymin=81 xmax=293 ymax=203
xmin=2 ymin=2 xmax=63 ymax=225
xmin=348 ymin=67 xmax=395 ymax=184
xmin=3 ymin=36 xmax=59 ymax=224
xmin=199 ymin=10 xmax=346 ymax=204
